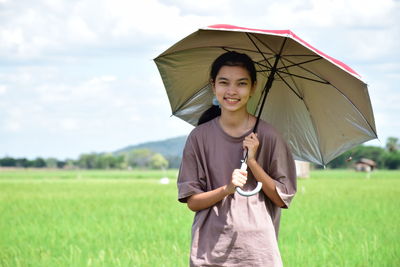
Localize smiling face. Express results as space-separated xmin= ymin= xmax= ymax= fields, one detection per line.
xmin=212 ymin=65 xmax=255 ymax=114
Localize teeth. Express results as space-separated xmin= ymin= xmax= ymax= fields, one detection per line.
xmin=225 ymin=98 xmax=239 ymax=102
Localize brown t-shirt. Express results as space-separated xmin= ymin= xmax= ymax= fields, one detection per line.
xmin=178 ymin=117 xmax=297 ymax=267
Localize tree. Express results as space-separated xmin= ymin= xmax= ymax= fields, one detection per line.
xmin=113 ymin=155 xmax=125 ymax=169
xmin=149 ymin=153 xmax=169 ymax=169
xmin=77 ymin=153 xmax=97 ymax=169
xmin=166 ymin=155 xmax=182 ymax=169
xmin=383 ymin=151 xmax=400 ymax=169
xmin=31 ymin=157 xmax=46 ymax=168
xmin=0 ymin=157 xmax=16 ymax=167
xmin=327 ymin=145 xmax=386 ymax=169
xmin=45 ymin=158 xmax=58 ymax=168
xmin=57 ymin=160 xmax=66 ymax=169
xmin=95 ymin=153 xmax=122 ymax=169
xmin=386 ymin=137 xmax=399 ymax=153
xmin=124 ymin=149 xmax=153 ymax=168
xmin=64 ymin=159 xmax=76 ymax=169
xmin=15 ymin=158 xmax=29 ymax=168
xmin=327 ymin=150 xmax=353 ymax=169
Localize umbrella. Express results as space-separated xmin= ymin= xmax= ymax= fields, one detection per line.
xmin=154 ymin=24 xmax=377 ymax=194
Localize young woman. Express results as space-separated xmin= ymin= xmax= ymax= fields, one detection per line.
xmin=178 ymin=51 xmax=297 ymax=267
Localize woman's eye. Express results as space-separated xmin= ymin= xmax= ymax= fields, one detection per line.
xmin=239 ymin=82 xmax=248 ymax=86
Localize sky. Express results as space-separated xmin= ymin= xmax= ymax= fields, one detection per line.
xmin=1 ymin=0 xmax=399 ymax=160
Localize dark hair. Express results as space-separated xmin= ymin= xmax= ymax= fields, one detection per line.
xmin=197 ymin=51 xmax=257 ymax=125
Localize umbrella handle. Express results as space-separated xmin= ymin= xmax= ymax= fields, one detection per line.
xmin=236 ymin=162 xmax=263 ymax=197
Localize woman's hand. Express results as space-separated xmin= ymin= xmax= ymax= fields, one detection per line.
xmin=225 ymin=169 xmax=248 ymax=194
xmin=243 ymin=132 xmax=259 ymax=160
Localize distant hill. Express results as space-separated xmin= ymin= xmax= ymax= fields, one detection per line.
xmin=114 ymin=135 xmax=188 ymax=158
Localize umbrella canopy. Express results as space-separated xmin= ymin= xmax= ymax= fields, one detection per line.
xmin=154 ymin=24 xmax=377 ymax=166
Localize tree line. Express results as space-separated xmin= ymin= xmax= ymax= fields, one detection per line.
xmin=0 ymin=149 xmax=174 ymax=170
xmin=1 ymin=137 xmax=399 ymax=170
xmin=327 ymin=137 xmax=400 ymax=169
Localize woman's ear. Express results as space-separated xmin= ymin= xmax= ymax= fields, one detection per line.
xmin=210 ymin=79 xmax=216 ymax=94
xmin=250 ymin=81 xmax=257 ymax=96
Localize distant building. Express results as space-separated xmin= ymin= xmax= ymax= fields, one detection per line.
xmin=355 ymin=158 xmax=376 ymax=172
xmin=295 ymin=160 xmax=310 ymax=178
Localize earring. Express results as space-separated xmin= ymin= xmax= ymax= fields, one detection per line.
xmin=212 ymin=96 xmax=220 ymax=107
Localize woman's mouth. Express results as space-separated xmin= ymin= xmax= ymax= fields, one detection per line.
xmin=224 ymin=97 xmax=240 ymax=104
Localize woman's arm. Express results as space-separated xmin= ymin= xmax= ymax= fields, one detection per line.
xmin=187 ymin=186 xmax=229 ymax=212
xmin=187 ymin=169 xmax=248 ymax=212
xmin=243 ymin=133 xmax=285 ymax=208
xmin=247 ymin=158 xmax=285 ymax=208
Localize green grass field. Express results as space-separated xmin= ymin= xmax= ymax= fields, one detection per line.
xmin=0 ymin=169 xmax=399 ymax=266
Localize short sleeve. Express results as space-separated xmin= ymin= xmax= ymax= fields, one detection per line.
xmin=177 ymin=134 xmax=206 ymax=203
xmin=268 ymin=135 xmax=297 ymax=209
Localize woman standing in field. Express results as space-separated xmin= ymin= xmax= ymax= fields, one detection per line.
xmin=177 ymin=51 xmax=297 ymax=267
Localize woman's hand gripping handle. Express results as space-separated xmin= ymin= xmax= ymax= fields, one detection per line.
xmin=235 ymin=161 xmax=262 ymax=197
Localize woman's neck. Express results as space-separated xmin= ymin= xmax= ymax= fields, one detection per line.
xmin=218 ymin=109 xmax=254 ymax=137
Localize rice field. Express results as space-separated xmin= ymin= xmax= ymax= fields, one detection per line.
xmin=0 ymin=169 xmax=399 ymax=266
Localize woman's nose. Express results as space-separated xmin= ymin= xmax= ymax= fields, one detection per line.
xmin=226 ymin=85 xmax=237 ymax=94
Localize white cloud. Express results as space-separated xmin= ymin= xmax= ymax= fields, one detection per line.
xmin=129 ymin=114 xmax=142 ymax=122
xmin=66 ymin=16 xmax=97 ymax=43
xmin=3 ymin=107 xmax=24 ymax=132
xmin=303 ymin=0 xmax=396 ymax=27
xmin=100 ymin=0 xmax=214 ymax=40
xmin=0 ymin=0 xmax=218 ymax=61
xmin=0 ymin=85 xmax=7 ymax=94
xmin=60 ymin=118 xmax=79 ymax=131
xmin=240 ymin=0 xmax=398 ymax=29
xmin=4 ymin=120 xmax=22 ymax=132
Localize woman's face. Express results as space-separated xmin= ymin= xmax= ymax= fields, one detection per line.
xmin=212 ymin=65 xmax=255 ymax=114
